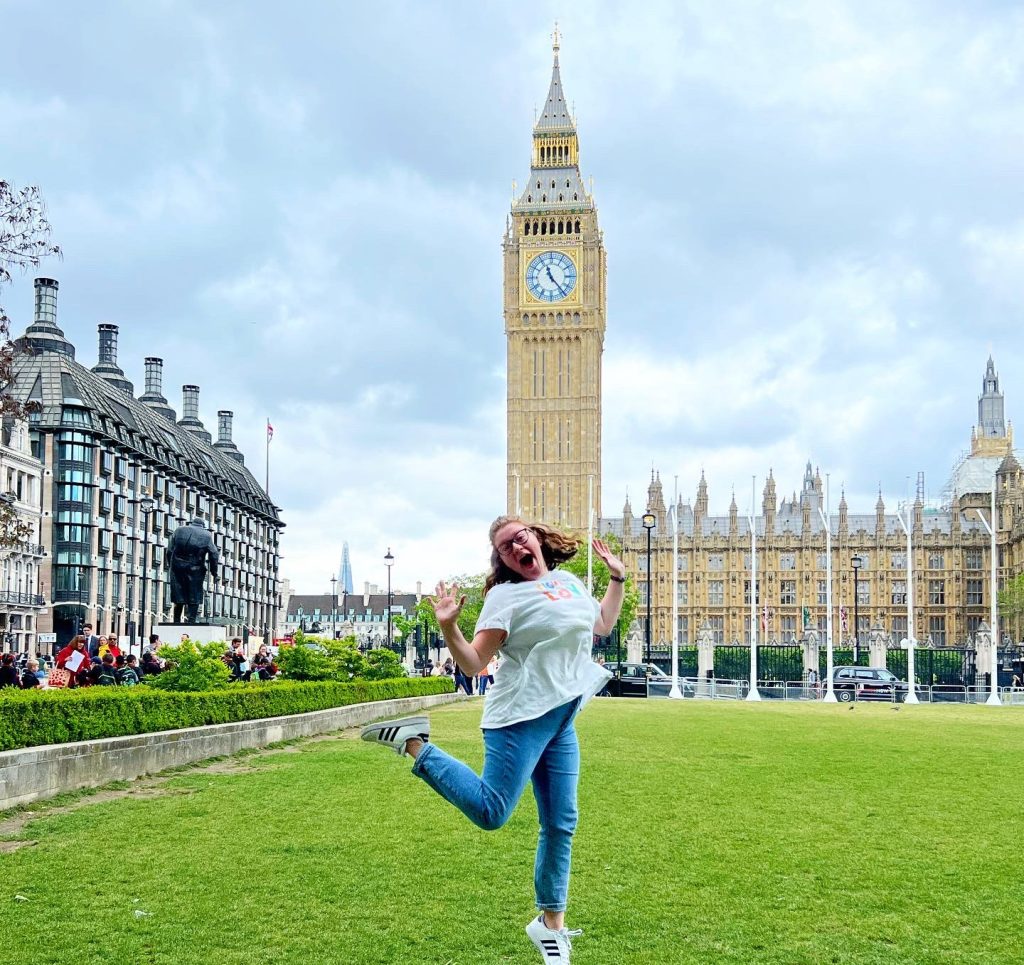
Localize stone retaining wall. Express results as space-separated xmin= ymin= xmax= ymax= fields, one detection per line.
xmin=0 ymin=692 xmax=464 ymax=811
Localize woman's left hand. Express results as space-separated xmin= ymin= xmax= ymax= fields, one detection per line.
xmin=592 ymin=539 xmax=625 ymax=581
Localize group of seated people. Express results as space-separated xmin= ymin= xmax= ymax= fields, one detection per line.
xmin=48 ymin=633 xmax=166 ymax=688
xmin=221 ymin=639 xmax=278 ymax=681
xmin=0 ymin=650 xmax=51 ymax=689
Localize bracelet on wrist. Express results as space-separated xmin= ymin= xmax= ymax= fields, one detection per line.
xmin=609 ymin=574 xmax=626 ymax=584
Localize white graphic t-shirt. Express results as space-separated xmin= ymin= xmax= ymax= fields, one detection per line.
xmin=475 ymin=569 xmax=612 ymax=729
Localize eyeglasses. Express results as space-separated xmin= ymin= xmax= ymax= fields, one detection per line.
xmin=496 ymin=527 xmax=530 ymax=557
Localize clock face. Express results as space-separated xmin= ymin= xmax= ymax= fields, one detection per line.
xmin=526 ymin=251 xmax=577 ymax=302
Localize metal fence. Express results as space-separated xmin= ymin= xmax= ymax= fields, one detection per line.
xmin=642 ymin=677 xmax=1024 ymax=704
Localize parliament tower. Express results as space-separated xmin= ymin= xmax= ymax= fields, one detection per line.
xmin=503 ymin=29 xmax=605 ymax=530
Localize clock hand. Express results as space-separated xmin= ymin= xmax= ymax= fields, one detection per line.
xmin=545 ymin=266 xmax=567 ymax=296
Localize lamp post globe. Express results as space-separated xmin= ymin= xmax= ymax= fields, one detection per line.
xmin=851 ymin=554 xmax=864 ymax=662
xmin=641 ymin=513 xmax=656 ymax=664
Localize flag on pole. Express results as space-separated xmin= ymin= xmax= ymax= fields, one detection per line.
xmin=267 ymin=420 xmax=274 ymax=442
xmin=840 ymin=605 xmax=849 ymax=633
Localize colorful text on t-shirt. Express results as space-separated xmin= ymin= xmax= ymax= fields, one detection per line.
xmin=536 ymin=577 xmax=586 ymax=602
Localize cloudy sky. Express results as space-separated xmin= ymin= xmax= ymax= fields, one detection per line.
xmin=2 ymin=1 xmax=1022 ymax=594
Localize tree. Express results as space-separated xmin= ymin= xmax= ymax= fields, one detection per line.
xmin=0 ymin=181 xmax=61 ymax=548
xmin=998 ymin=573 xmax=1024 ymax=643
xmin=560 ymin=531 xmax=638 ymax=637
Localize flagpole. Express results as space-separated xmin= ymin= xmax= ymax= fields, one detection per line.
xmin=265 ymin=417 xmax=270 ymax=496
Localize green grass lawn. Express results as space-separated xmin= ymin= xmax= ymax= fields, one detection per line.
xmin=1 ymin=699 xmax=1022 ymax=964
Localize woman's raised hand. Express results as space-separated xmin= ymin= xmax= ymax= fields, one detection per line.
xmin=592 ymin=539 xmax=626 ymax=581
xmin=430 ymin=581 xmax=466 ymax=627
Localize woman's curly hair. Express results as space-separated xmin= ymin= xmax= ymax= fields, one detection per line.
xmin=484 ymin=515 xmax=580 ymax=594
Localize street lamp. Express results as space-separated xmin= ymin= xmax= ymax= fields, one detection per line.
xmin=137 ymin=496 xmax=156 ymax=656
xmin=76 ymin=565 xmax=86 ymax=637
xmin=330 ymin=575 xmax=338 ymax=640
xmin=641 ymin=513 xmax=656 ymax=664
xmin=851 ymin=554 xmax=864 ymax=662
xmin=384 ymin=547 xmax=394 ymax=651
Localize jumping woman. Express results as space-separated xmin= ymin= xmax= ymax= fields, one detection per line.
xmin=362 ymin=515 xmax=625 ymax=962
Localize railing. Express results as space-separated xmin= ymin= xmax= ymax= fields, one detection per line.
xmin=0 ymin=591 xmax=45 ymax=607
xmin=645 ymin=677 xmax=1023 ymax=704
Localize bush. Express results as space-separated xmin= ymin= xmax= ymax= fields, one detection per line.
xmin=275 ymin=631 xmax=407 ymax=683
xmin=0 ymin=676 xmax=455 ymax=752
xmin=150 ymin=638 xmax=231 ymax=692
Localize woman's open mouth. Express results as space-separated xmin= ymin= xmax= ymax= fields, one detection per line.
xmin=519 ymin=552 xmax=536 ymax=568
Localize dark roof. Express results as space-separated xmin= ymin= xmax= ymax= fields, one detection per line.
xmin=11 ymin=346 xmax=281 ymax=524
xmin=289 ymin=592 xmax=419 ymax=614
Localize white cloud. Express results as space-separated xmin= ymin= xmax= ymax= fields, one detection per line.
xmin=4 ymin=0 xmax=1023 ymax=594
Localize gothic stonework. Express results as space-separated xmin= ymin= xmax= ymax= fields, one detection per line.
xmin=504 ymin=30 xmax=604 ymax=530
xmin=604 ymin=360 xmax=1022 ymax=649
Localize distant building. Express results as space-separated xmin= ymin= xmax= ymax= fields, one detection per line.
xmin=0 ymin=417 xmax=46 ymax=652
xmin=605 ymin=358 xmax=1021 ymax=649
xmin=339 ymin=541 xmax=353 ymax=596
xmin=282 ymin=581 xmax=423 ymax=649
xmin=504 ymin=31 xmax=605 ymax=529
xmin=11 ymin=277 xmax=284 ymax=649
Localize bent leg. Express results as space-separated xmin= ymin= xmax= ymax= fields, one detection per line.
xmin=531 ymin=715 xmax=580 ymax=912
xmin=412 ymin=724 xmax=544 ymax=831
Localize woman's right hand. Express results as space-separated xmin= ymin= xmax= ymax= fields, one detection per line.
xmin=430 ymin=581 xmax=466 ymax=628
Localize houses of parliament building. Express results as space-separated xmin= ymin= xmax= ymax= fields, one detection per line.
xmin=504 ymin=35 xmax=1021 ymax=648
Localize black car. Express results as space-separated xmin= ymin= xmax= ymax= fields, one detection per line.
xmin=601 ymin=662 xmax=692 ymax=698
xmin=832 ymin=665 xmax=906 ymax=702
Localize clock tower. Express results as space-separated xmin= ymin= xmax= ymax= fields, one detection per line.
xmin=503 ymin=29 xmax=605 ymax=531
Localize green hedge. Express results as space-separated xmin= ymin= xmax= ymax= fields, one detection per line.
xmin=0 ymin=677 xmax=455 ymax=752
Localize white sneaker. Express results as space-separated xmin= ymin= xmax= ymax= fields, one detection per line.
xmin=526 ymin=914 xmax=582 ymax=962
xmin=360 ymin=716 xmax=430 ymax=756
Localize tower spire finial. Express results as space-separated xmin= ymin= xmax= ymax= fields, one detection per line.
xmin=552 ymin=21 xmax=560 ymax=60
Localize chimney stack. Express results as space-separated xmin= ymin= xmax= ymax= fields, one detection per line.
xmin=178 ymin=385 xmax=212 ymax=443
xmin=98 ymin=324 xmax=117 ymax=365
xmin=138 ymin=357 xmax=176 ymax=423
xmin=213 ymin=409 xmax=245 ymax=465
xmin=91 ymin=323 xmax=134 ymax=395
xmin=18 ymin=277 xmax=74 ymax=358
xmin=34 ymin=278 xmax=58 ymax=326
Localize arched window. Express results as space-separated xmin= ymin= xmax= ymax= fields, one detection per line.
xmin=536 ymin=181 xmax=541 ymax=189
xmin=542 ymin=194 xmax=547 ymax=202
xmin=551 ymin=180 xmax=556 ymax=189
xmin=550 ymin=220 xmax=555 ymax=234
xmin=533 ymin=220 xmax=539 ymax=234
xmin=558 ymin=220 xmax=564 ymax=233
xmin=527 ymin=195 xmax=532 ymax=203
xmin=558 ymin=195 xmax=563 ymax=202
xmin=524 ymin=221 xmax=530 ymax=235
xmin=573 ymin=194 xmax=578 ymax=203
xmin=566 ymin=179 xmax=570 ymax=188
xmin=541 ymin=221 xmax=546 ymax=234
xmin=574 ymin=219 xmax=581 ymax=233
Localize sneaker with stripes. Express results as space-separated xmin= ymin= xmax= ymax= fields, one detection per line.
xmin=525 ymin=914 xmax=582 ymax=962
xmin=360 ymin=716 xmax=430 ymax=756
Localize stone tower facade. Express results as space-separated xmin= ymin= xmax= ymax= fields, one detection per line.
xmin=504 ymin=29 xmax=606 ymax=530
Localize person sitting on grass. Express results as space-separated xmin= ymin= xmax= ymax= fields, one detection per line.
xmin=21 ymin=658 xmax=41 ymax=689
xmin=94 ymin=653 xmax=119 ymax=686
xmin=140 ymin=650 xmax=163 ymax=676
xmin=118 ymin=655 xmax=140 ymax=686
xmin=252 ymin=644 xmax=276 ymax=680
xmin=0 ymin=653 xmax=20 ymax=688
xmin=361 ymin=515 xmax=624 ymax=964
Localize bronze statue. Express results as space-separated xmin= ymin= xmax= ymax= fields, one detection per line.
xmin=166 ymin=518 xmax=219 ymax=624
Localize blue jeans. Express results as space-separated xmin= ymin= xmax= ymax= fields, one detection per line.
xmin=412 ymin=698 xmax=581 ymax=911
